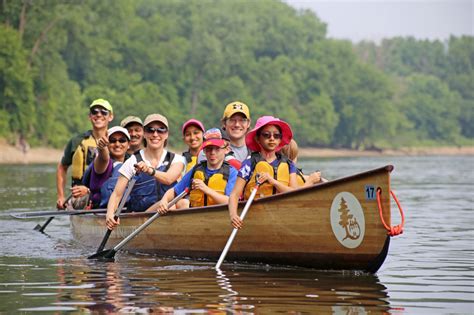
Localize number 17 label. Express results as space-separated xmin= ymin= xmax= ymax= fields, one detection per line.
xmin=365 ymin=185 xmax=376 ymax=200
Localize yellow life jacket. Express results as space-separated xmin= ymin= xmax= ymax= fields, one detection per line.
xmin=71 ymin=133 xmax=97 ymax=185
xmin=296 ymin=167 xmax=306 ymax=187
xmin=183 ymin=151 xmax=198 ymax=172
xmin=243 ymin=152 xmax=290 ymax=200
xmin=189 ymin=161 xmax=230 ymax=207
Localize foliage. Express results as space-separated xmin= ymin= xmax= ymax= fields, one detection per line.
xmin=0 ymin=0 xmax=472 ymax=150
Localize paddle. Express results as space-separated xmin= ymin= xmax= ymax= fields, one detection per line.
xmin=93 ymin=177 xmax=137 ymax=255
xmin=215 ymin=181 xmax=261 ymax=270
xmin=11 ymin=208 xmax=109 ymax=219
xmin=88 ymin=188 xmax=189 ymax=261
xmin=33 ymin=194 xmax=72 ymax=233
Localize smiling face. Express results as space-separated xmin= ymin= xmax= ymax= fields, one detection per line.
xmin=256 ymin=124 xmax=282 ymax=152
xmin=89 ymin=106 xmax=114 ymax=130
xmin=108 ymin=132 xmax=130 ymax=161
xmin=223 ymin=113 xmax=250 ymax=142
xmin=183 ymin=125 xmax=204 ymax=152
xmin=144 ymin=122 xmax=168 ymax=149
xmin=125 ymin=122 xmax=144 ymax=150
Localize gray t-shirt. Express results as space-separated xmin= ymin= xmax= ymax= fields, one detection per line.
xmin=230 ymin=144 xmax=250 ymax=162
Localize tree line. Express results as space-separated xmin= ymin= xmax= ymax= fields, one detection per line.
xmin=1 ymin=0 xmax=472 ymax=150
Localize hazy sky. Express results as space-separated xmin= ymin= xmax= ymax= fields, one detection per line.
xmin=285 ymin=0 xmax=473 ymax=42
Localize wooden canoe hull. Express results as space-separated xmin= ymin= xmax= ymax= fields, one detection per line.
xmin=71 ymin=165 xmax=394 ymax=272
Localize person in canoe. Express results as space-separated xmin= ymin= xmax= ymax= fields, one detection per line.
xmin=82 ymin=126 xmax=131 ymax=209
xmin=220 ymin=101 xmax=252 ymax=163
xmin=105 ymin=114 xmax=185 ymax=230
xmin=120 ymin=116 xmax=144 ymax=155
xmin=228 ymin=116 xmax=298 ymax=229
xmin=56 ymin=98 xmax=114 ymax=210
xmin=280 ymin=139 xmax=327 ymax=187
xmin=148 ymin=127 xmax=238 ymax=213
xmin=181 ymin=119 xmax=205 ymax=172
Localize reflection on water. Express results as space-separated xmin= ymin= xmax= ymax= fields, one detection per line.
xmin=0 ymin=256 xmax=390 ymax=313
xmin=0 ymin=156 xmax=473 ymax=313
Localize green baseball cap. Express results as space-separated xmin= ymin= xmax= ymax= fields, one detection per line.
xmin=89 ymin=98 xmax=113 ymax=113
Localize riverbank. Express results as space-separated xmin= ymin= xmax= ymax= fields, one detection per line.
xmin=0 ymin=139 xmax=473 ymax=164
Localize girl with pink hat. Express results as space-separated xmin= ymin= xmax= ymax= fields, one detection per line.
xmin=228 ymin=116 xmax=298 ymax=229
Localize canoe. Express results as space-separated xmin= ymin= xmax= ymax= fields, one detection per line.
xmin=71 ymin=165 xmax=397 ymax=273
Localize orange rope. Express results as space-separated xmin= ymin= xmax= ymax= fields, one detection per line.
xmin=376 ymin=188 xmax=405 ymax=236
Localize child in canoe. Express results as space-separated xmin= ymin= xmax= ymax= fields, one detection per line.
xmin=228 ymin=116 xmax=298 ymax=229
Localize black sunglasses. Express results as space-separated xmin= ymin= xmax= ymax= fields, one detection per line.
xmin=90 ymin=108 xmax=110 ymax=116
xmin=259 ymin=131 xmax=283 ymax=140
xmin=109 ymin=137 xmax=128 ymax=144
xmin=145 ymin=126 xmax=168 ymax=134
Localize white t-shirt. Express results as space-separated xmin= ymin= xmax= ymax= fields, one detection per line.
xmin=119 ymin=149 xmax=185 ymax=180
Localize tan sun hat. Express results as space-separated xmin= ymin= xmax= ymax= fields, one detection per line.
xmin=120 ymin=116 xmax=143 ymax=128
xmin=143 ymin=114 xmax=169 ymax=128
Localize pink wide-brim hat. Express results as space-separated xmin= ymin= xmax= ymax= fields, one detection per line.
xmin=245 ymin=116 xmax=293 ymax=152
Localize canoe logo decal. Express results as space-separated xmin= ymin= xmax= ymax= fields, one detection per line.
xmin=330 ymin=192 xmax=365 ymax=249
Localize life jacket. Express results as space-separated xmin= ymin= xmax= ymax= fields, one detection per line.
xmin=183 ymin=151 xmax=198 ymax=172
xmin=243 ymin=152 xmax=291 ymax=200
xmin=188 ymin=161 xmax=230 ymax=207
xmin=128 ymin=151 xmax=176 ymax=212
xmin=99 ymin=161 xmax=124 ymax=208
xmin=296 ymin=167 xmax=306 ymax=187
xmin=71 ymin=131 xmax=97 ymax=185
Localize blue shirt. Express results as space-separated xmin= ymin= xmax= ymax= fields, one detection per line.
xmin=238 ymin=156 xmax=297 ymax=181
xmin=174 ymin=164 xmax=238 ymax=196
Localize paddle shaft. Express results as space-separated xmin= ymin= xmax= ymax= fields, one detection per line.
xmin=12 ymin=208 xmax=108 ymax=219
xmin=95 ymin=177 xmax=137 ymax=254
xmin=109 ymin=189 xmax=188 ymax=254
xmin=215 ymin=184 xmax=260 ymax=269
xmin=33 ymin=194 xmax=72 ymax=232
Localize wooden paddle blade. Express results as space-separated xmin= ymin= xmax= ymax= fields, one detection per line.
xmin=87 ymin=249 xmax=117 ymax=261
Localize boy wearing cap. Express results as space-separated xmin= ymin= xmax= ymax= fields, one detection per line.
xmin=221 ymin=101 xmax=252 ymax=162
xmin=181 ymin=119 xmax=205 ymax=172
xmin=56 ymin=98 xmax=114 ymax=209
xmin=120 ymin=116 xmax=144 ymax=155
xmin=82 ymin=126 xmax=130 ymax=208
xmin=149 ymin=127 xmax=238 ymax=213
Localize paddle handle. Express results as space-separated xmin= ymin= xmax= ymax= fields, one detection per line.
xmin=215 ymin=185 xmax=259 ymax=270
xmin=111 ymin=188 xmax=189 ymax=253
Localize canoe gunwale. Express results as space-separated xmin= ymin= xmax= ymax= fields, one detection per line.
xmin=107 ymin=164 xmax=395 ymax=218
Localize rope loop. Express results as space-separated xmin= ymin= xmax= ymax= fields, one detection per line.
xmin=376 ymin=188 xmax=405 ymax=237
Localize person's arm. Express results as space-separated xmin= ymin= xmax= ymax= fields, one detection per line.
xmin=145 ymin=187 xmax=176 ymax=214
xmin=228 ymin=177 xmax=247 ymax=229
xmin=56 ymin=163 xmax=68 ymax=209
xmin=105 ymin=175 xmax=128 ymax=230
xmin=150 ymin=159 xmax=185 ymax=185
xmin=94 ymin=136 xmax=110 ymax=174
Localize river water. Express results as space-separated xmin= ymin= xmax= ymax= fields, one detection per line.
xmin=0 ymin=156 xmax=472 ymax=314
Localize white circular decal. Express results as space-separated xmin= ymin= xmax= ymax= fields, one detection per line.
xmin=330 ymin=192 xmax=365 ymax=249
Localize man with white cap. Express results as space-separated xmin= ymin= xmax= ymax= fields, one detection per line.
xmin=106 ymin=113 xmax=185 ymax=230
xmin=56 ymin=98 xmax=114 ymax=209
xmin=120 ymin=116 xmax=144 ymax=155
xmin=82 ymin=126 xmax=131 ymax=208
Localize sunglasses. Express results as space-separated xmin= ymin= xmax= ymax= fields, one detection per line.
xmin=145 ymin=126 xmax=168 ymax=134
xmin=90 ymin=108 xmax=110 ymax=116
xmin=109 ymin=137 xmax=128 ymax=144
xmin=259 ymin=131 xmax=283 ymax=140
